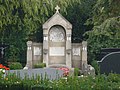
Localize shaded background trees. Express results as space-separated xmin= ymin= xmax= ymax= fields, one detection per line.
xmin=0 ymin=0 xmax=119 ymax=65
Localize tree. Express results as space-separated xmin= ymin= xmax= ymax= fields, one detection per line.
xmin=65 ymin=0 xmax=96 ymax=42
xmin=85 ymin=0 xmax=120 ymax=63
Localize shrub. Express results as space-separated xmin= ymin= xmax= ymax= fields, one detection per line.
xmin=34 ymin=63 xmax=46 ymax=68
xmin=9 ymin=62 xmax=23 ymax=70
xmin=74 ymin=68 xmax=80 ymax=76
xmin=91 ymin=60 xmax=100 ymax=75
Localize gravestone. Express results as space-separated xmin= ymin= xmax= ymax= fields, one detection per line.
xmin=97 ymin=48 xmax=120 ymax=61
xmin=98 ymin=51 xmax=120 ymax=74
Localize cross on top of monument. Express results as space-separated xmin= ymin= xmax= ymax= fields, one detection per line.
xmin=55 ymin=5 xmax=60 ymax=13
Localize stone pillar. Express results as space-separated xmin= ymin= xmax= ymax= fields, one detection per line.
xmin=81 ymin=41 xmax=87 ymax=70
xmin=26 ymin=41 xmax=33 ymax=68
xmin=43 ymin=34 xmax=48 ymax=67
xmin=66 ymin=34 xmax=72 ymax=68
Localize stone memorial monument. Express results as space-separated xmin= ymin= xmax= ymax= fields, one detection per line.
xmin=24 ymin=5 xmax=94 ymax=74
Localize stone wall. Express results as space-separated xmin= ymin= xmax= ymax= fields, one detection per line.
xmin=72 ymin=43 xmax=82 ymax=69
xmin=26 ymin=41 xmax=87 ymax=69
xmin=32 ymin=43 xmax=43 ymax=65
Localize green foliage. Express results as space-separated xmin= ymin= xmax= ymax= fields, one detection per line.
xmin=91 ymin=60 xmax=100 ymax=75
xmin=9 ymin=62 xmax=23 ymax=70
xmin=92 ymin=0 xmax=120 ymax=25
xmin=34 ymin=63 xmax=46 ymax=68
xmin=85 ymin=16 xmax=120 ymax=63
xmin=74 ymin=68 xmax=80 ymax=76
xmin=0 ymin=72 xmax=120 ymax=90
xmin=85 ymin=0 xmax=120 ymax=63
xmin=65 ymin=0 xmax=96 ymax=42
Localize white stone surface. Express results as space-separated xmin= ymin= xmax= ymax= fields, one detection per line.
xmin=49 ymin=47 xmax=65 ymax=56
xmin=34 ymin=47 xmax=41 ymax=55
xmin=73 ymin=47 xmax=80 ymax=56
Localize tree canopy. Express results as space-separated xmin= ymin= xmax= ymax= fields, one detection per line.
xmin=0 ymin=0 xmax=119 ymax=64
xmin=85 ymin=0 xmax=120 ymax=63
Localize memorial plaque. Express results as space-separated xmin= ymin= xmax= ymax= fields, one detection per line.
xmin=49 ymin=47 xmax=65 ymax=56
xmin=73 ymin=47 xmax=80 ymax=56
xmin=34 ymin=47 xmax=41 ymax=55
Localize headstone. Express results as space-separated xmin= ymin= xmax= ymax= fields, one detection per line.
xmin=98 ymin=52 xmax=120 ymax=74
xmin=98 ymin=48 xmax=120 ymax=61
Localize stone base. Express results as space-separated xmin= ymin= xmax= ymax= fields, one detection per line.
xmin=81 ymin=65 xmax=95 ymax=76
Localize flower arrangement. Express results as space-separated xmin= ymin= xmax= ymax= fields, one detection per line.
xmin=57 ymin=67 xmax=69 ymax=76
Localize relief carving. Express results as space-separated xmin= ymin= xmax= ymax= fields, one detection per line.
xmin=49 ymin=26 xmax=65 ymax=42
xmin=34 ymin=47 xmax=41 ymax=55
xmin=73 ymin=47 xmax=80 ymax=56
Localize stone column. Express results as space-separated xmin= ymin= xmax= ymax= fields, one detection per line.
xmin=66 ymin=34 xmax=72 ymax=68
xmin=26 ymin=41 xmax=33 ymax=68
xmin=81 ymin=41 xmax=87 ymax=70
xmin=43 ymin=34 xmax=48 ymax=67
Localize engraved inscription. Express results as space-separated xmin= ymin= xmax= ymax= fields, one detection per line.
xmin=49 ymin=47 xmax=65 ymax=56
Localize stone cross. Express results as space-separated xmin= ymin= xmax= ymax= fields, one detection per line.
xmin=55 ymin=5 xmax=60 ymax=13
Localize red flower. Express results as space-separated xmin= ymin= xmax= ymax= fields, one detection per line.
xmin=57 ymin=67 xmax=69 ymax=76
xmin=0 ymin=64 xmax=10 ymax=70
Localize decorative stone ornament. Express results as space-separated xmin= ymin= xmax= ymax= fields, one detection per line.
xmin=55 ymin=5 xmax=60 ymax=13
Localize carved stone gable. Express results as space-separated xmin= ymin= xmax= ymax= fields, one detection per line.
xmin=43 ymin=6 xmax=72 ymax=30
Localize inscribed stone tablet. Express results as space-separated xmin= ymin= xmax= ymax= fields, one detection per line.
xmin=34 ymin=47 xmax=41 ymax=55
xmin=50 ymin=47 xmax=65 ymax=56
xmin=73 ymin=47 xmax=80 ymax=56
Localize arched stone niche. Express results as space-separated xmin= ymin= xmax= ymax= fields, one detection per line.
xmin=43 ymin=6 xmax=72 ymax=68
xmin=49 ymin=25 xmax=65 ymax=42
xmin=49 ymin=25 xmax=66 ymax=65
